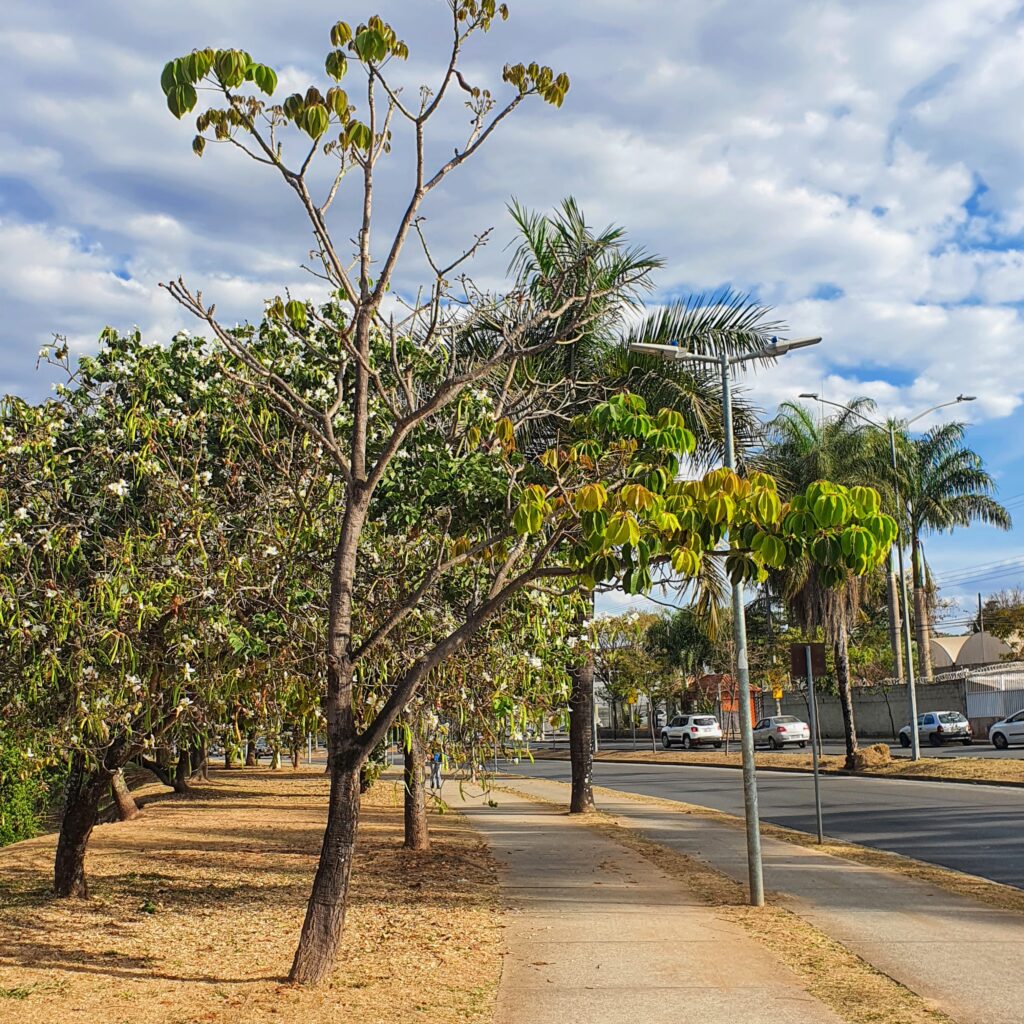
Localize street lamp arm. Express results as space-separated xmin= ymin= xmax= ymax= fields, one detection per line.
xmin=797 ymin=394 xmax=885 ymax=431
xmin=906 ymin=395 xmax=976 ymax=426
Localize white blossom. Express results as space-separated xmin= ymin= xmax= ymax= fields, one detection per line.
xmin=106 ymin=478 xmax=130 ymax=498
xmin=14 ymin=507 xmax=29 ymax=520
xmin=264 ymin=545 xmax=280 ymax=557
xmin=528 ymin=655 xmax=543 ymax=670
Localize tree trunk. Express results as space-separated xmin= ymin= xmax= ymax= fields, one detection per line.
xmin=173 ymin=749 xmax=192 ymax=794
xmin=193 ymin=740 xmax=209 ymax=781
xmin=912 ymin=533 xmax=933 ymax=680
xmin=403 ymin=729 xmax=430 ymax=851
xmin=569 ymin=650 xmax=596 ymax=814
xmin=224 ymin=748 xmax=235 ymax=769
xmin=110 ymin=769 xmax=140 ymax=822
xmin=54 ymin=756 xmax=109 ymax=897
xmin=886 ymin=549 xmax=904 ymax=680
xmin=648 ymin=694 xmax=658 ymax=753
xmin=246 ymin=732 xmax=258 ymax=767
xmin=288 ymin=762 xmax=362 ymax=985
xmin=834 ymin=618 xmax=859 ymax=770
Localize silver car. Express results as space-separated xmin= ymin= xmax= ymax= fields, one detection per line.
xmin=753 ymin=715 xmax=810 ymax=749
xmin=899 ymin=710 xmax=973 ymax=747
xmin=661 ymin=714 xmax=723 ymax=749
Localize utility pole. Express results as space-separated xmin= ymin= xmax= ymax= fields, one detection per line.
xmin=979 ymin=593 xmax=986 ymax=664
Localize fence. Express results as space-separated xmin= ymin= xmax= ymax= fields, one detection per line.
xmin=963 ymin=663 xmax=1024 ymax=724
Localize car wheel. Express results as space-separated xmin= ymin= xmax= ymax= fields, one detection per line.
xmin=713 ymin=742 xmax=722 ymax=749
xmin=899 ymin=733 xmax=911 ymax=748
xmin=993 ymin=732 xmax=1009 ymax=750
xmin=769 ymin=737 xmax=780 ymax=750
xmin=929 ymin=732 xmax=942 ymax=747
xmin=682 ymin=736 xmax=692 ymax=750
xmin=798 ymin=741 xmax=806 ymax=748
xmin=661 ymin=734 xmax=671 ymax=749
xmin=962 ymin=738 xmax=973 ymax=746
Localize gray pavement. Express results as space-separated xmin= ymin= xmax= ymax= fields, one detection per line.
xmin=515 ymin=757 xmax=1024 ymax=887
xmin=461 ymin=788 xmax=842 ymax=1024
xmin=500 ymin=776 xmax=1024 ymax=1024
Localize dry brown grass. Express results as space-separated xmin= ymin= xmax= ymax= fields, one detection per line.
xmin=536 ymin=746 xmax=1024 ymax=784
xmin=0 ymin=769 xmax=500 ymax=1024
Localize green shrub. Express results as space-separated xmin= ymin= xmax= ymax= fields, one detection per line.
xmin=0 ymin=744 xmax=47 ymax=847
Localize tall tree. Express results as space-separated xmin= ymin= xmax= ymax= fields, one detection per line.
xmin=895 ymin=423 xmax=1011 ymax=678
xmin=760 ymin=400 xmax=878 ymax=768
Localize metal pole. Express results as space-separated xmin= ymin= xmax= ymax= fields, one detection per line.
xmin=722 ymin=352 xmax=765 ymax=906
xmin=979 ymin=593 xmax=986 ymax=664
xmin=890 ymin=424 xmax=920 ymax=760
xmin=804 ymin=646 xmax=824 ymax=844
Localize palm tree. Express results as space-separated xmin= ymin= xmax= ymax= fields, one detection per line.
xmin=895 ymin=423 xmax=1011 ymax=679
xmin=506 ymin=200 xmax=780 ymax=809
xmin=760 ymin=399 xmax=878 ymax=767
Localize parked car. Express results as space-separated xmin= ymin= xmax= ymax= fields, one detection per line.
xmin=989 ymin=709 xmax=1024 ymax=749
xmin=661 ymin=714 xmax=723 ymax=749
xmin=753 ymin=715 xmax=810 ymax=749
xmin=899 ymin=711 xmax=973 ymax=747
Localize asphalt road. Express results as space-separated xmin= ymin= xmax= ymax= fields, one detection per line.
xmin=513 ymin=758 xmax=1024 ymax=889
xmin=539 ymin=737 xmax=1024 ymax=760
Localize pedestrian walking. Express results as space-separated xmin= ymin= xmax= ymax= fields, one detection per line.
xmin=429 ymin=750 xmax=442 ymax=790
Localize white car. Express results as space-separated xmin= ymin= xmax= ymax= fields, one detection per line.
xmin=899 ymin=710 xmax=973 ymax=747
xmin=753 ymin=715 xmax=810 ymax=749
xmin=989 ymin=710 xmax=1024 ymax=750
xmin=661 ymin=714 xmax=723 ymax=749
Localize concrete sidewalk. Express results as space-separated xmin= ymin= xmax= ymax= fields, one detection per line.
xmin=461 ymin=789 xmax=841 ymax=1024
xmin=502 ymin=776 xmax=1024 ymax=1024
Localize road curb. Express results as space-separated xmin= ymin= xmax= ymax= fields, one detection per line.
xmin=531 ymin=751 xmax=1024 ymax=789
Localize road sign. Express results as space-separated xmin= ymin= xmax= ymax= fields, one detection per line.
xmin=790 ymin=642 xmax=825 ymax=679
xmin=772 ymin=685 xmax=784 ymax=700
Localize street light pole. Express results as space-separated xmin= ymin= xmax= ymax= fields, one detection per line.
xmin=889 ymin=422 xmax=920 ymax=760
xmin=630 ymin=334 xmax=821 ymax=908
xmin=799 ymin=393 xmax=976 ymax=761
xmin=720 ymin=350 xmax=764 ymax=906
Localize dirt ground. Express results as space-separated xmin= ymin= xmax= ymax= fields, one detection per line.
xmin=0 ymin=769 xmax=500 ymax=1024
xmin=537 ymin=746 xmax=1024 ymax=784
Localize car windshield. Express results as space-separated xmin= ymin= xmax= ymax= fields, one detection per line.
xmin=939 ymin=712 xmax=966 ymax=724
xmin=775 ymin=716 xmax=800 ymax=724
xmin=693 ymin=717 xmax=717 ymax=726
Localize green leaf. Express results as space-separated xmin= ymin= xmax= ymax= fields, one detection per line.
xmin=252 ymin=64 xmax=278 ymax=96
xmin=302 ymin=104 xmax=330 ymax=139
xmin=192 ymin=135 xmax=206 ymax=157
xmin=325 ymin=50 xmax=349 ymax=81
xmin=330 ymin=20 xmax=353 ymax=47
xmin=166 ymin=83 xmax=198 ymax=119
xmin=354 ymin=28 xmax=387 ymax=62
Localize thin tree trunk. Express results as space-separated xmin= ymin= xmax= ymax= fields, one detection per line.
xmin=648 ymin=694 xmax=658 ymax=753
xmin=110 ymin=769 xmax=140 ymax=822
xmin=193 ymin=740 xmax=209 ymax=781
xmin=288 ymin=762 xmax=361 ymax=985
xmin=245 ymin=732 xmax=258 ymax=767
xmin=569 ymin=650 xmax=596 ymax=814
xmin=912 ymin=533 xmax=933 ymax=680
xmin=403 ymin=728 xmax=430 ymax=851
xmin=54 ymin=755 xmax=109 ymax=897
xmin=834 ymin=618 xmax=859 ymax=769
xmin=224 ymin=748 xmax=234 ymax=769
xmin=886 ymin=549 xmax=904 ymax=680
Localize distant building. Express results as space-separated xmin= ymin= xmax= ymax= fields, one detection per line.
xmin=930 ymin=630 xmax=1013 ymax=670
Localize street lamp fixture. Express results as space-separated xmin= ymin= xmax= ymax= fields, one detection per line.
xmin=628 ymin=333 xmax=821 ymax=908
xmin=797 ymin=392 xmax=976 ymax=760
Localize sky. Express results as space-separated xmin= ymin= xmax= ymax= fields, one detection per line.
xmin=3 ymin=0 xmax=1024 ymax=628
